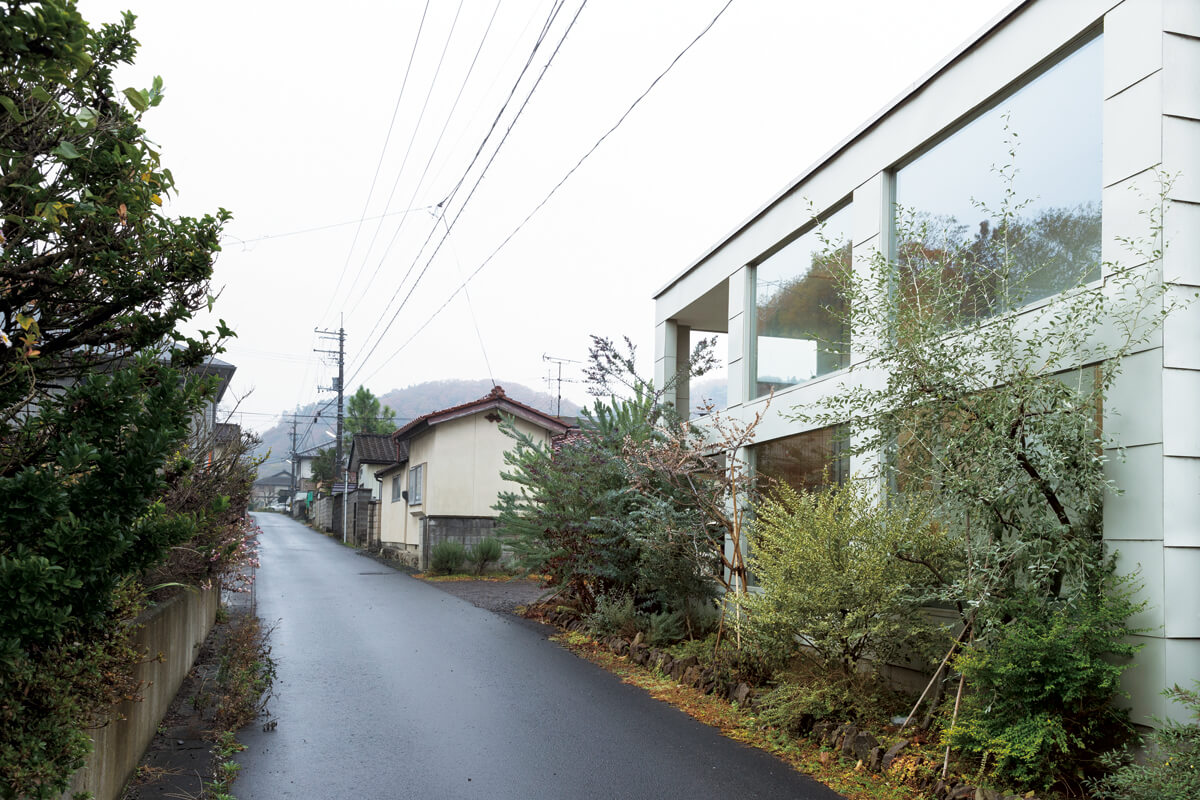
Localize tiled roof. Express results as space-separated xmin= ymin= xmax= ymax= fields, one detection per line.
xmin=392 ymin=385 xmax=569 ymax=443
xmin=352 ymin=433 xmax=397 ymax=464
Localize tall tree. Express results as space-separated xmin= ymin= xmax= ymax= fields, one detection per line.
xmin=0 ymin=4 xmax=233 ymax=795
xmin=345 ymin=385 xmax=397 ymax=437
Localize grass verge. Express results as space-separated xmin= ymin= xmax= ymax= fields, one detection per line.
xmin=551 ymin=628 xmax=934 ymax=800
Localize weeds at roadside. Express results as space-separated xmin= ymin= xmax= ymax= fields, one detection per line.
xmin=550 ymin=628 xmax=920 ymax=800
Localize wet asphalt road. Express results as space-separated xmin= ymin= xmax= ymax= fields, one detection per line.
xmin=234 ymin=512 xmax=843 ymax=800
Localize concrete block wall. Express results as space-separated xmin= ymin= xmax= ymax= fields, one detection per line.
xmin=63 ymin=587 xmax=219 ymax=800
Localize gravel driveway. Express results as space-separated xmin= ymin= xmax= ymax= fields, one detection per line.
xmin=358 ymin=549 xmax=550 ymax=613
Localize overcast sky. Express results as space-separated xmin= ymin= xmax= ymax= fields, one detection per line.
xmin=78 ymin=0 xmax=1013 ymax=433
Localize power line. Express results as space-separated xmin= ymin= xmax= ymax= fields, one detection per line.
xmin=348 ymin=0 xmax=585 ymax=385
xmin=319 ymin=0 xmax=433 ymax=327
xmin=344 ymin=0 xmax=505 ymax=321
xmin=355 ymin=0 xmax=735 ymax=385
xmin=344 ymin=0 xmax=573 ymax=379
xmin=219 ymin=205 xmax=437 ymax=249
xmin=341 ymin=0 xmax=468 ymax=314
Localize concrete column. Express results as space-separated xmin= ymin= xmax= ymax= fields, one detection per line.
xmin=726 ymin=266 xmax=752 ymax=408
xmin=655 ymin=319 xmax=679 ymax=409
xmin=674 ymin=323 xmax=691 ymax=417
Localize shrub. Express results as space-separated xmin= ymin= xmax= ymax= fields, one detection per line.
xmin=643 ymin=610 xmax=685 ymax=646
xmin=742 ymin=480 xmax=950 ymax=677
xmin=214 ymin=612 xmax=276 ymax=731
xmin=757 ymin=665 xmax=904 ymax=730
xmin=585 ymin=593 xmax=638 ymax=638
xmin=467 ymin=537 xmax=503 ymax=576
xmin=1091 ymin=682 xmax=1200 ymax=800
xmin=944 ymin=571 xmax=1141 ymax=792
xmin=430 ymin=541 xmax=466 ymax=575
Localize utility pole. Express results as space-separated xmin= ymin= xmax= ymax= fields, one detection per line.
xmin=288 ymin=416 xmax=298 ymax=516
xmin=542 ymin=354 xmax=579 ymax=418
xmin=316 ymin=321 xmax=347 ymax=543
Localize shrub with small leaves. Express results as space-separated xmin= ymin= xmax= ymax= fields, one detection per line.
xmin=430 ymin=540 xmax=466 ymax=575
xmin=585 ymin=593 xmax=638 ymax=639
xmin=467 ymin=537 xmax=503 ymax=575
xmin=1091 ymin=682 xmax=1200 ymax=800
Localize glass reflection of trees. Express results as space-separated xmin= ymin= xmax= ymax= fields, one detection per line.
xmin=895 ymin=203 xmax=1101 ymax=325
xmin=754 ymin=208 xmax=852 ymax=398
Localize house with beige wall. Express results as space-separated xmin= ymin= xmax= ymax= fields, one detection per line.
xmin=653 ymin=0 xmax=1200 ymax=726
xmin=378 ymin=386 xmax=568 ymax=568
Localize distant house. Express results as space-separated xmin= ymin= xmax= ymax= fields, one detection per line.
xmin=348 ymin=433 xmax=399 ymax=501
xmin=378 ymin=386 xmax=568 ymax=568
xmin=251 ymin=469 xmax=292 ymax=506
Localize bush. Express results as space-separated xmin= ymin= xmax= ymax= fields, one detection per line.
xmin=742 ymin=480 xmax=950 ymax=677
xmin=585 ymin=593 xmax=638 ymax=638
xmin=1091 ymin=682 xmax=1200 ymax=800
xmin=944 ymin=572 xmax=1141 ymax=792
xmin=757 ymin=665 xmax=904 ymax=730
xmin=430 ymin=540 xmax=466 ymax=575
xmin=643 ymin=609 xmax=685 ymax=646
xmin=467 ymin=537 xmax=503 ymax=576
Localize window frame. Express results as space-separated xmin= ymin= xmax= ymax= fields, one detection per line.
xmin=749 ymin=203 xmax=853 ymax=401
xmin=408 ymin=463 xmax=425 ymax=507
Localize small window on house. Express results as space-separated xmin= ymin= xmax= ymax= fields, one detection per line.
xmin=408 ymin=463 xmax=424 ymax=506
xmin=391 ymin=474 xmax=402 ymax=503
xmin=754 ymin=425 xmax=848 ymax=495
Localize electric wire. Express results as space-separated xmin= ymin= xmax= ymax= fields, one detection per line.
xmin=344 ymin=0 xmax=504 ymax=320
xmin=221 ymin=205 xmax=437 ymax=249
xmin=344 ymin=0 xmax=572 ymax=378
xmin=319 ymin=0 xmax=433 ymax=327
xmin=354 ymin=0 xmax=735 ymax=386
xmin=341 ymin=0 xmax=468 ymax=313
xmin=347 ymin=0 xmax=582 ymax=383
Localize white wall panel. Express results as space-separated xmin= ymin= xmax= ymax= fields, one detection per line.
xmin=1164 ymin=456 xmax=1200 ymax=547
xmin=1163 ymin=32 xmax=1200 ymax=119
xmin=1102 ymin=169 xmax=1163 ymax=272
xmin=1163 ymin=286 xmax=1200 ymax=368
xmin=1104 ymin=443 xmax=1163 ymax=539
xmin=1106 ymin=348 xmax=1163 ymax=447
xmin=1112 ymin=538 xmax=1166 ymax=632
xmin=1105 ymin=0 xmax=1163 ymax=99
xmin=1104 ymin=73 xmax=1164 ymax=188
xmin=1162 ymin=368 xmax=1200 ymax=456
xmin=852 ymin=173 xmax=884 ymax=247
xmin=1164 ymin=0 xmax=1200 ymax=36
xmin=1163 ymin=639 xmax=1200 ymax=722
xmin=1164 ymin=200 xmax=1200 ymax=285
xmin=1163 ymin=546 xmax=1200 ymax=636
xmin=1163 ymin=117 xmax=1200 ymax=202
xmin=1120 ymin=634 xmax=1166 ymax=725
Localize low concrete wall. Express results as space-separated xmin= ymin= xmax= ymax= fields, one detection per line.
xmin=63 ymin=586 xmax=219 ymax=800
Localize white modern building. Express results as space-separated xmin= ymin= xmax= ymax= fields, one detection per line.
xmin=653 ymin=0 xmax=1199 ymax=725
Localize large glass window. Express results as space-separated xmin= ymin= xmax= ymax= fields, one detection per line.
xmin=894 ymin=35 xmax=1102 ymax=317
xmin=754 ymin=425 xmax=848 ymax=495
xmin=753 ymin=206 xmax=851 ymax=398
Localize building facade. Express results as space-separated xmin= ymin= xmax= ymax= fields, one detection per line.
xmin=378 ymin=387 xmax=568 ymax=568
xmin=653 ymin=0 xmax=1200 ymax=725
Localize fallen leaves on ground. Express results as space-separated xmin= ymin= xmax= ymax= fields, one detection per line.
xmin=550 ymin=629 xmax=919 ymax=800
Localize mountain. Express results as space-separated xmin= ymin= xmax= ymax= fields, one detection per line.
xmin=252 ymin=379 xmax=579 ymax=477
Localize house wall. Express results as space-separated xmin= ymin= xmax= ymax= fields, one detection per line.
xmin=415 ymin=413 xmax=554 ymax=518
xmin=355 ymin=462 xmax=388 ymax=501
xmin=653 ymin=0 xmax=1200 ymax=726
xmin=378 ymin=413 xmax=556 ymax=557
